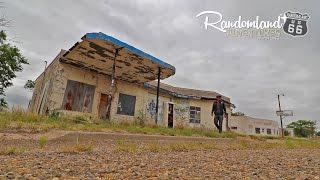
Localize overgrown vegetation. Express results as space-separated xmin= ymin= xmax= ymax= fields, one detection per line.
xmin=1 ymin=109 xmax=320 ymax=153
xmin=1 ymin=109 xmax=319 ymax=155
xmin=287 ymin=120 xmax=317 ymax=137
xmin=113 ymin=137 xmax=320 ymax=153
xmin=0 ymin=109 xmax=238 ymax=138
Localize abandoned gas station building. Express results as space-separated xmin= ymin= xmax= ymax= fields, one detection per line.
xmin=29 ymin=32 xmax=279 ymax=133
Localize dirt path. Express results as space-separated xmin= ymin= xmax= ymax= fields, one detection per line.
xmin=0 ymin=130 xmax=319 ymax=179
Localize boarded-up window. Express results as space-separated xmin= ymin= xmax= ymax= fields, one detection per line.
xmin=189 ymin=106 xmax=201 ymax=123
xmin=62 ymin=80 xmax=95 ymax=113
xmin=117 ymin=93 xmax=136 ymax=116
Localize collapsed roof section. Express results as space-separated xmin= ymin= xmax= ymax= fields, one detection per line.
xmin=61 ymin=32 xmax=176 ymax=84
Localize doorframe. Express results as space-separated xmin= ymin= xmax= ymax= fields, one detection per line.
xmin=167 ymin=102 xmax=174 ymax=128
xmin=98 ymin=93 xmax=111 ymax=120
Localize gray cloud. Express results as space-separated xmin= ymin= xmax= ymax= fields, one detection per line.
xmin=3 ymin=0 xmax=319 ymax=128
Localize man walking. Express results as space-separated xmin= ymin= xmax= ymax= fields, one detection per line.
xmin=212 ymin=95 xmax=226 ymax=133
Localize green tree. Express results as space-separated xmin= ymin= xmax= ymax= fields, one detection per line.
xmin=24 ymin=80 xmax=35 ymax=90
xmin=316 ymin=131 xmax=320 ymax=136
xmin=0 ymin=30 xmax=28 ymax=109
xmin=231 ymin=111 xmax=245 ymax=116
xmin=287 ymin=120 xmax=316 ymax=138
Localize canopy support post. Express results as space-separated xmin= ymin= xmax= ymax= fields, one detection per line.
xmin=106 ymin=47 xmax=122 ymax=120
xmin=111 ymin=48 xmax=119 ymax=88
xmin=155 ymin=67 xmax=161 ymax=124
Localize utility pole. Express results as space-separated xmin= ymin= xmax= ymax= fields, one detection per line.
xmin=277 ymin=94 xmax=284 ymax=138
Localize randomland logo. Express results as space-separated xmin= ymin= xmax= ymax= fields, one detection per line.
xmin=195 ymin=11 xmax=310 ymax=40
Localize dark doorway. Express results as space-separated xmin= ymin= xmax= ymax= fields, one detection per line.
xmin=168 ymin=103 xmax=173 ymax=128
xmin=99 ymin=93 xmax=111 ymax=119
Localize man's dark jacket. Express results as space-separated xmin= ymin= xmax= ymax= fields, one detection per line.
xmin=212 ymin=100 xmax=226 ymax=115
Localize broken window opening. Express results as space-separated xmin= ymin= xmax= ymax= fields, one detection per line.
xmin=189 ymin=106 xmax=201 ymax=123
xmin=255 ymin=128 xmax=261 ymax=134
xmin=62 ymin=80 xmax=95 ymax=113
xmin=117 ymin=93 xmax=136 ymax=116
xmin=267 ymin=129 xmax=272 ymax=135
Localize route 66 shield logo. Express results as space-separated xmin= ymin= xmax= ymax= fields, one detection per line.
xmin=283 ymin=12 xmax=309 ymax=36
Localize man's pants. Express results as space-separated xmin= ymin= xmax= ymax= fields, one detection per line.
xmin=214 ymin=115 xmax=223 ymax=133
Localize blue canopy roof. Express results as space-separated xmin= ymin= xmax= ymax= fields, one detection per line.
xmin=61 ymin=32 xmax=176 ymax=84
xmin=85 ymin=32 xmax=175 ymax=71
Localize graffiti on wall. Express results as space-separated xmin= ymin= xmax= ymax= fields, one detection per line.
xmin=62 ymin=80 xmax=95 ymax=113
xmin=173 ymin=99 xmax=189 ymax=123
xmin=146 ymin=94 xmax=164 ymax=123
xmin=147 ymin=99 xmax=156 ymax=117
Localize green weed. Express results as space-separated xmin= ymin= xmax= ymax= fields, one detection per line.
xmin=39 ymin=136 xmax=47 ymax=149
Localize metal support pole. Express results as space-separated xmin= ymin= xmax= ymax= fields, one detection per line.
xmin=155 ymin=67 xmax=161 ymax=124
xmin=278 ymin=94 xmax=284 ymax=138
xmin=106 ymin=47 xmax=122 ymax=120
xmin=225 ymin=113 xmax=230 ymax=131
xmin=111 ymin=49 xmax=119 ymax=88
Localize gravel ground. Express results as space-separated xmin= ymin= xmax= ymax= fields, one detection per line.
xmin=0 ymin=131 xmax=319 ymax=179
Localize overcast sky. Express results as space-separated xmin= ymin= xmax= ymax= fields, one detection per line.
xmin=2 ymin=0 xmax=319 ymax=128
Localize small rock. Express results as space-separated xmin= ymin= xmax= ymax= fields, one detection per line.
xmin=106 ymin=168 xmax=115 ymax=174
xmin=6 ymin=172 xmax=15 ymax=179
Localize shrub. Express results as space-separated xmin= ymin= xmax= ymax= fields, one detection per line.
xmin=49 ymin=112 xmax=60 ymax=120
xmin=6 ymin=147 xmax=18 ymax=155
xmin=39 ymin=136 xmax=47 ymax=149
xmin=73 ymin=116 xmax=88 ymax=124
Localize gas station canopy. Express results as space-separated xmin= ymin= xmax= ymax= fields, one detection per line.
xmin=61 ymin=32 xmax=175 ymax=84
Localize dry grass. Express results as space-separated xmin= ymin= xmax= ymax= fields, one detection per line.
xmin=59 ymin=143 xmax=94 ymax=153
xmin=0 ymin=109 xmax=239 ymax=138
xmin=115 ymin=140 xmax=138 ymax=153
xmin=1 ymin=109 xmax=320 ymax=152
xmin=0 ymin=146 xmax=26 ymax=155
xmin=114 ymin=140 xmax=218 ymax=153
xmin=229 ymin=137 xmax=320 ymax=150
